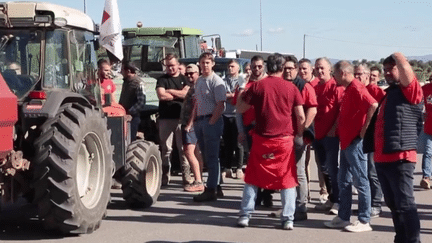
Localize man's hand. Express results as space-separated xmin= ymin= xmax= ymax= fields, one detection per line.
xmin=184 ymin=124 xmax=192 ymax=132
xmin=294 ymin=135 xmax=304 ymax=150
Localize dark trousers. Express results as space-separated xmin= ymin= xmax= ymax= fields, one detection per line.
xmin=375 ymin=161 xmax=420 ymax=243
xmin=221 ymin=115 xmax=244 ymax=170
xmin=313 ymin=137 xmax=340 ymax=204
xmin=367 ymin=153 xmax=383 ymax=208
xmin=130 ymin=115 xmax=141 ymax=142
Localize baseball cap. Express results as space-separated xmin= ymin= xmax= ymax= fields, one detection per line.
xmin=186 ymin=64 xmax=199 ymax=73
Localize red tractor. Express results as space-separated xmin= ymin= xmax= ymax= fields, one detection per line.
xmin=0 ymin=2 xmax=162 ymax=234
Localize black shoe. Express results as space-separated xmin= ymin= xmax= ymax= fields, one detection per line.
xmin=255 ymin=189 xmax=264 ymax=208
xmin=294 ymin=211 xmax=308 ymax=221
xmin=216 ymin=185 xmax=224 ymax=198
xmin=262 ymin=193 xmax=273 ymax=208
xmin=193 ymin=187 xmax=217 ymax=202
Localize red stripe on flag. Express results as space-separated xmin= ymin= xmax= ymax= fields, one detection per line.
xmin=102 ymin=10 xmax=110 ymax=24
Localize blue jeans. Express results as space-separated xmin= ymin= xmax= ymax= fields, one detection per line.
xmin=313 ymin=136 xmax=340 ymax=203
xmin=240 ymin=183 xmax=296 ymax=222
xmin=194 ymin=116 xmax=224 ymax=189
xmin=338 ymin=138 xmax=371 ymax=223
xmin=421 ymin=133 xmax=432 ymax=178
xmin=375 ymin=161 xmax=420 ymax=243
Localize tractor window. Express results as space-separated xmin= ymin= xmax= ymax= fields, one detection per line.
xmin=0 ymin=30 xmax=41 ymax=98
xmin=183 ymin=36 xmax=200 ymax=58
xmin=130 ymin=45 xmax=173 ymax=72
xmin=70 ymin=30 xmax=100 ymax=106
xmin=44 ymin=30 xmax=69 ymax=89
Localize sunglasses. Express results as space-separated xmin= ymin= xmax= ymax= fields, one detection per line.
xmin=186 ymin=72 xmax=197 ymax=76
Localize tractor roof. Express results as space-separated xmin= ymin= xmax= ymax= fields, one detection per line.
xmin=0 ymin=2 xmax=94 ymax=31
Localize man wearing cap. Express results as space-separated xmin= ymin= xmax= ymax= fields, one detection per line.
xmin=180 ymin=64 xmax=205 ymax=192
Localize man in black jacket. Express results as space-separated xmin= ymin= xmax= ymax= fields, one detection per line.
xmin=119 ymin=61 xmax=146 ymax=142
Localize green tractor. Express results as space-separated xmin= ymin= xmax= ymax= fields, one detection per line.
xmin=0 ymin=1 xmax=162 ymax=234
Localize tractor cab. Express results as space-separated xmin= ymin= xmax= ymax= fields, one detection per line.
xmin=0 ymin=2 xmax=100 ymax=108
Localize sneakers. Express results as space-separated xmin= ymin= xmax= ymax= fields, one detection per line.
xmin=237 ymin=216 xmax=249 ymax=227
xmin=235 ymin=169 xmax=244 ymax=179
xmin=420 ymin=177 xmax=431 ymax=189
xmin=315 ymin=200 xmax=333 ymax=211
xmin=193 ymin=187 xmax=217 ymax=202
xmin=329 ymin=203 xmax=339 ymax=215
xmin=370 ymin=207 xmax=382 ymax=218
xmin=282 ymin=220 xmax=294 ymax=230
xmin=319 ymin=188 xmax=329 ymax=204
xmin=344 ymin=220 xmax=373 ymax=232
xmin=184 ymin=181 xmax=204 ymax=192
xmin=324 ymin=216 xmax=351 ymax=229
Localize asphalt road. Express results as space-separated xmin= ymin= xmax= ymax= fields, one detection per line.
xmin=1 ymin=153 xmax=432 ymax=243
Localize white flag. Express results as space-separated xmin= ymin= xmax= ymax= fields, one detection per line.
xmin=99 ymin=0 xmax=123 ymax=61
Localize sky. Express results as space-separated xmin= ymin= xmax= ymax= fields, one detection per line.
xmin=15 ymin=0 xmax=432 ymax=61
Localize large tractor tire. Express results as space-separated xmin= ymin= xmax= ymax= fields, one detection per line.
xmin=121 ymin=140 xmax=162 ymax=208
xmin=33 ymin=103 xmax=113 ymax=234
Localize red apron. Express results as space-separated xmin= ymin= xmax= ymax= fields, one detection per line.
xmin=244 ymin=133 xmax=298 ymax=190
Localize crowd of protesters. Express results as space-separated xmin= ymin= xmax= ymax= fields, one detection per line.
xmin=101 ymin=50 xmax=425 ymax=242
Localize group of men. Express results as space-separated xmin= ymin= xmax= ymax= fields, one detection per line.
xmin=235 ymin=52 xmax=422 ymax=243
xmin=99 ymin=50 xmax=422 ymax=242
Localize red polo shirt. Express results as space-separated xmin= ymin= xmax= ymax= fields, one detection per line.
xmin=233 ymin=81 xmax=256 ymax=126
xmin=422 ymin=83 xmax=432 ymax=135
xmin=302 ymin=83 xmax=318 ymax=109
xmin=314 ymin=78 xmax=345 ymax=140
xmin=374 ymin=79 xmax=423 ymax=163
xmin=366 ymin=84 xmax=386 ymax=103
xmin=309 ymin=77 xmax=319 ymax=88
xmin=338 ymin=79 xmax=376 ymax=150
xmin=243 ymin=76 xmax=304 ymax=137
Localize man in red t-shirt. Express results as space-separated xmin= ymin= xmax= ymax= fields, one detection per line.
xmin=236 ymin=53 xmax=305 ymax=230
xmin=324 ymin=61 xmax=377 ymax=232
xmin=283 ymin=55 xmax=317 ymax=221
xmin=354 ymin=64 xmax=384 ymax=218
xmin=312 ymin=58 xmax=345 ymax=214
xmin=98 ymin=59 xmax=117 ymax=104
xmin=298 ymin=58 xmax=328 ymax=204
xmin=420 ymin=82 xmax=432 ymax=189
xmin=369 ymin=65 xmax=385 ymax=86
xmin=236 ymin=56 xmax=267 ymax=147
xmin=366 ymin=52 xmax=422 ymax=242
xmin=234 ymin=55 xmax=272 ymax=207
